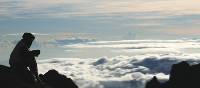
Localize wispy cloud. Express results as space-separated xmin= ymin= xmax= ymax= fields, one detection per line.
xmin=169 ymin=30 xmax=200 ymax=36
xmin=1 ymin=0 xmax=200 ymax=38
xmin=95 ymin=0 xmax=200 ymax=15
xmin=0 ymin=32 xmax=95 ymax=49
xmin=1 ymin=0 xmax=200 ymax=18
xmin=63 ymin=39 xmax=200 ymax=48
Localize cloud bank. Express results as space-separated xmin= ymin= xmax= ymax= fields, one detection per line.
xmin=38 ymin=54 xmax=200 ymax=88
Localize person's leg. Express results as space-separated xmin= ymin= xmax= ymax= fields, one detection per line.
xmin=10 ymin=65 xmax=35 ymax=84
xmin=23 ymin=67 xmax=36 ymax=84
xmin=28 ymin=58 xmax=38 ymax=76
xmin=28 ymin=57 xmax=40 ymax=82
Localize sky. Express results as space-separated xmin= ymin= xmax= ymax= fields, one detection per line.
xmin=1 ymin=0 xmax=200 ymax=40
xmin=1 ymin=0 xmax=200 ymax=63
xmin=1 ymin=1 xmax=200 ymax=88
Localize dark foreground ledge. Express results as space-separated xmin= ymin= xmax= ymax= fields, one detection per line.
xmin=145 ymin=61 xmax=200 ymax=88
xmin=0 ymin=65 xmax=78 ymax=88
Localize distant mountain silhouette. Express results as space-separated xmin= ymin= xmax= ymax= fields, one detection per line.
xmin=145 ymin=61 xmax=200 ymax=88
xmin=0 ymin=65 xmax=78 ymax=88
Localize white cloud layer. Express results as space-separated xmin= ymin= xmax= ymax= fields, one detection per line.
xmin=38 ymin=54 xmax=200 ymax=88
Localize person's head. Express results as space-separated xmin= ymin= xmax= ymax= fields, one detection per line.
xmin=22 ymin=33 xmax=35 ymax=48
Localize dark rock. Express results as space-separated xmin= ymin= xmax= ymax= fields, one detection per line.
xmin=145 ymin=61 xmax=200 ymax=88
xmin=40 ymin=70 xmax=78 ymax=88
xmin=0 ymin=65 xmax=78 ymax=88
xmin=145 ymin=76 xmax=161 ymax=88
xmin=0 ymin=65 xmax=34 ymax=88
xmin=169 ymin=61 xmax=190 ymax=88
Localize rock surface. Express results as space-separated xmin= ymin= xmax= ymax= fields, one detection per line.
xmin=0 ymin=65 xmax=78 ymax=88
xmin=145 ymin=61 xmax=200 ymax=88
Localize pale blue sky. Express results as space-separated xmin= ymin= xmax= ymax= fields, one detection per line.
xmin=1 ymin=0 xmax=200 ymax=40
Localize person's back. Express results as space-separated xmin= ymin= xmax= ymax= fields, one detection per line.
xmin=9 ymin=40 xmax=27 ymax=67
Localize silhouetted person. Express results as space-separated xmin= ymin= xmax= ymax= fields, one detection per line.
xmin=9 ymin=33 xmax=40 ymax=84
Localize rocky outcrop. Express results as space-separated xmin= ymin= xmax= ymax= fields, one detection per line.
xmin=39 ymin=70 xmax=78 ymax=88
xmin=145 ymin=61 xmax=200 ymax=88
xmin=145 ymin=76 xmax=161 ymax=88
xmin=0 ymin=65 xmax=78 ymax=88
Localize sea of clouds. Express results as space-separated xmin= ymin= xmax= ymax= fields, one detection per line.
xmin=2 ymin=33 xmax=200 ymax=88
xmin=38 ymin=54 xmax=200 ymax=88
xmin=38 ymin=38 xmax=200 ymax=88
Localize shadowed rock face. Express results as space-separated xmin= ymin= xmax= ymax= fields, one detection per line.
xmin=39 ymin=70 xmax=78 ymax=88
xmin=145 ymin=61 xmax=200 ymax=88
xmin=146 ymin=76 xmax=161 ymax=88
xmin=0 ymin=65 xmax=78 ymax=88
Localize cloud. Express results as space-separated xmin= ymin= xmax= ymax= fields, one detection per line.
xmin=96 ymin=0 xmax=200 ymax=15
xmin=62 ymin=39 xmax=200 ymax=54
xmin=1 ymin=0 xmax=200 ymax=19
xmin=0 ymin=32 xmax=95 ymax=50
xmin=0 ymin=0 xmax=85 ymax=18
xmin=1 ymin=0 xmax=200 ymax=34
xmin=38 ymin=54 xmax=200 ymax=88
xmin=165 ymin=27 xmax=200 ymax=36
